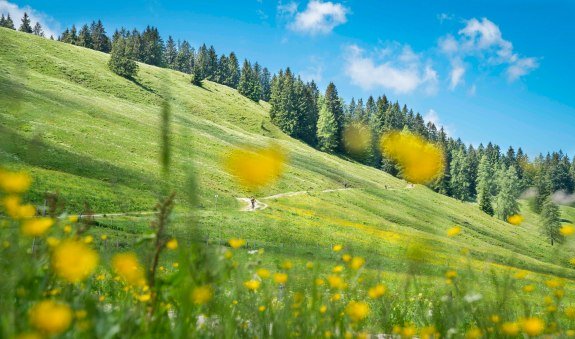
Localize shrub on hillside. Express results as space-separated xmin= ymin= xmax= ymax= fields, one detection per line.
xmin=108 ymin=37 xmax=138 ymax=79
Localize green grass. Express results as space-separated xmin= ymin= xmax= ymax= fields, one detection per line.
xmin=1 ymin=26 xmax=575 ymax=285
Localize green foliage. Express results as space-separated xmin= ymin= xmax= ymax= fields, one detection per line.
xmin=108 ymin=37 xmax=138 ymax=79
xmin=316 ymin=98 xmax=339 ymax=153
xmin=18 ymin=13 xmax=33 ymax=33
xmin=539 ymin=197 xmax=564 ymax=245
xmin=449 ymin=148 xmax=472 ymax=201
xmin=494 ymin=165 xmax=520 ymax=221
xmin=476 ymin=155 xmax=495 ymax=215
xmin=237 ymin=59 xmax=261 ymax=102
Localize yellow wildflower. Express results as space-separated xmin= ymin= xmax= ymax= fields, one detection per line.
xmin=345 ymin=301 xmax=369 ymax=322
xmin=46 ymin=237 xmax=60 ymax=247
xmin=224 ymin=144 xmax=286 ymax=189
xmin=21 ymin=218 xmax=54 ymax=237
xmin=166 ymin=238 xmax=178 ymax=250
xmin=273 ymin=272 xmax=288 ymax=284
xmin=281 ymin=260 xmax=293 ymax=270
xmin=447 ymin=225 xmax=462 ymax=237
xmin=343 ymin=123 xmax=372 ymax=156
xmin=445 ymin=270 xmax=457 ymax=279
xmin=327 ymin=275 xmax=347 ymax=290
xmin=501 ymin=322 xmax=520 ymax=336
xmin=228 ymin=238 xmax=245 ymax=249
xmin=83 ymin=235 xmax=93 ymax=244
xmin=256 ymin=268 xmax=271 ymax=279
xmin=546 ymin=278 xmax=564 ymax=289
xmin=402 ymin=325 xmax=417 ymax=338
xmin=490 ymin=314 xmax=500 ymax=323
xmin=332 ymin=265 xmax=344 ymax=273
xmin=566 ymin=307 xmax=575 ymax=319
xmin=380 ymin=131 xmax=445 ymax=184
xmin=332 ymin=244 xmax=343 ymax=252
xmin=137 ymin=293 xmax=151 ymax=302
xmin=111 ymin=252 xmax=146 ymax=286
xmin=244 ymin=279 xmax=261 ymax=291
xmin=465 ymin=327 xmax=482 ymax=339
xmin=320 ymin=305 xmax=327 ymax=314
xmin=521 ymin=317 xmax=545 ymax=337
xmin=522 ymin=284 xmax=535 ymax=293
xmin=513 ymin=270 xmax=528 ymax=279
xmin=507 ymin=214 xmax=524 ymax=226
xmin=51 ymin=239 xmax=98 ymax=283
xmin=342 ymin=254 xmax=352 ymax=262
xmin=315 ymin=278 xmax=325 ymax=286
xmin=191 ymin=285 xmax=213 ymax=305
xmin=28 ymin=300 xmax=72 ymax=335
xmin=3 ymin=195 xmax=35 ymax=219
xmin=306 ymin=261 xmax=314 ymax=269
xmin=63 ymin=225 xmax=72 ymax=234
xmin=172 ymin=262 xmax=179 ymax=268
xmin=368 ymin=284 xmax=386 ymax=299
xmin=350 ymin=257 xmax=365 ymax=270
xmin=258 ymin=305 xmax=266 ymax=312
xmin=100 ymin=234 xmax=108 ymax=240
xmin=0 ymin=170 xmax=31 ymax=194
xmin=560 ymin=224 xmax=575 ymax=236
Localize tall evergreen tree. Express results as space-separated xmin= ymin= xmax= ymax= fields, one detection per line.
xmin=141 ymin=26 xmax=163 ymax=66
xmin=19 ymin=13 xmax=33 ymax=33
xmin=90 ymin=20 xmax=110 ymax=52
xmin=163 ymin=36 xmax=177 ymax=69
xmin=260 ymin=67 xmax=272 ymax=101
xmin=108 ymin=36 xmax=138 ymax=79
xmin=32 ymin=22 xmax=43 ymax=37
xmin=316 ymin=96 xmax=339 ymax=153
xmin=494 ymin=165 xmax=520 ymax=222
xmin=176 ymin=41 xmax=192 ymax=73
xmin=237 ymin=60 xmax=260 ymax=101
xmin=476 ymin=155 xmax=495 ymax=215
xmin=226 ymin=52 xmax=241 ymax=88
xmin=540 ymin=197 xmax=563 ymax=245
xmin=323 ymin=82 xmax=344 ymax=150
xmin=4 ymin=14 xmax=15 ymax=29
xmin=77 ymin=24 xmax=92 ymax=48
xmin=449 ymin=148 xmax=473 ymax=201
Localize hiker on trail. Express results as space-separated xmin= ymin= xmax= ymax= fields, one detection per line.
xmin=250 ymin=197 xmax=256 ymax=210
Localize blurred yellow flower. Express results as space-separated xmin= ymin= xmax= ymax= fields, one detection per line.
xmin=224 ymin=144 xmax=286 ymax=189
xmin=46 ymin=237 xmax=60 ymax=247
xmin=368 ymin=284 xmax=386 ymax=299
xmin=341 ymin=254 xmax=351 ymax=262
xmin=256 ymin=268 xmax=271 ymax=279
xmin=332 ymin=244 xmax=343 ymax=252
xmin=273 ymin=272 xmax=288 ymax=284
xmin=100 ymin=234 xmax=108 ymax=240
xmin=343 ymin=123 xmax=372 ymax=156
xmin=315 ymin=278 xmax=325 ymax=286
xmin=281 ymin=260 xmax=293 ymax=270
xmin=447 ymin=226 xmax=462 ymax=237
xmin=521 ymin=317 xmax=545 ymax=337
xmin=522 ymin=284 xmax=535 ymax=293
xmin=3 ymin=195 xmax=35 ymax=219
xmin=402 ymin=325 xmax=417 ymax=338
xmin=560 ymin=224 xmax=575 ymax=236
xmin=507 ymin=214 xmax=524 ymax=226
xmin=166 ymin=238 xmax=178 ymax=250
xmin=319 ymin=305 xmax=327 ymax=314
xmin=350 ymin=257 xmax=365 ymax=270
xmin=112 ymin=252 xmax=146 ymax=286
xmin=327 ymin=275 xmax=347 ymax=290
xmin=137 ymin=293 xmax=151 ymax=302
xmin=258 ymin=305 xmax=266 ymax=312
xmin=191 ymin=285 xmax=213 ymax=305
xmin=501 ymin=322 xmax=520 ymax=336
xmin=244 ymin=279 xmax=261 ymax=291
xmin=545 ymin=278 xmax=564 ymax=289
xmin=513 ymin=270 xmax=528 ymax=279
xmin=445 ymin=270 xmax=457 ymax=279
xmin=380 ymin=131 xmax=445 ymax=184
xmin=490 ymin=314 xmax=500 ymax=323
xmin=570 ymin=258 xmax=575 ymax=266
xmin=420 ymin=325 xmax=439 ymax=339
xmin=228 ymin=238 xmax=246 ymax=249
xmin=21 ymin=218 xmax=54 ymax=237
xmin=565 ymin=307 xmax=575 ymax=319
xmin=51 ymin=239 xmax=98 ymax=283
xmin=332 ymin=265 xmax=344 ymax=273
xmin=28 ymin=300 xmax=72 ymax=335
xmin=83 ymin=235 xmax=93 ymax=244
xmin=345 ymin=301 xmax=369 ymax=322
xmin=465 ymin=327 xmax=482 ymax=339
xmin=0 ymin=169 xmax=31 ymax=194
xmin=306 ymin=261 xmax=314 ymax=269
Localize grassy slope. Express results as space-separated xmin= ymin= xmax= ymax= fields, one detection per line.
xmin=1 ymin=27 xmax=575 ymax=284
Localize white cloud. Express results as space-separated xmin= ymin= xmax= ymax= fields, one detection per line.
xmin=448 ymin=60 xmax=465 ymax=90
xmin=439 ymin=17 xmax=539 ymax=82
xmin=277 ymin=1 xmax=298 ymax=16
xmin=286 ymin=0 xmax=349 ymax=35
xmin=0 ymin=0 xmax=59 ymax=38
xmin=344 ymin=44 xmax=438 ymax=94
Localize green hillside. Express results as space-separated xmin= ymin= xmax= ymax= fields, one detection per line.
xmin=1 ymin=26 xmax=574 ymax=285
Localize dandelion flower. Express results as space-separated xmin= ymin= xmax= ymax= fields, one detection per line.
xmin=166 ymin=238 xmax=178 ymax=250
xmin=327 ymin=275 xmax=347 ymax=290
xmin=522 ymin=284 xmax=535 ymax=293
xmin=507 ymin=214 xmax=524 ymax=226
xmin=332 ymin=244 xmax=343 ymax=252
xmin=501 ymin=322 xmax=520 ymax=336
xmin=28 ymin=300 xmax=72 ymax=335
xmin=273 ymin=272 xmax=288 ymax=284
xmin=244 ymin=279 xmax=261 ymax=291
xmin=51 ymin=239 xmax=98 ymax=283
xmin=445 ymin=270 xmax=457 ymax=279
xmin=258 ymin=305 xmax=266 ymax=312
xmin=228 ymin=238 xmax=246 ymax=249
xmin=111 ymin=252 xmax=146 ymax=286
xmin=447 ymin=226 xmax=461 ymax=237
xmin=21 ymin=218 xmax=54 ymax=237
xmin=560 ymin=224 xmax=575 ymax=236
xmin=191 ymin=285 xmax=213 ymax=305
xmin=345 ymin=301 xmax=369 ymax=322
xmin=342 ymin=254 xmax=351 ymax=262
xmin=281 ymin=260 xmax=293 ymax=270
xmin=319 ymin=305 xmax=327 ymax=313
xmin=380 ymin=131 xmax=445 ymax=184
xmin=350 ymin=257 xmax=365 ymax=270
xmin=0 ymin=170 xmax=31 ymax=194
xmin=465 ymin=327 xmax=482 ymax=339
xmin=332 ymin=265 xmax=344 ymax=273
xmin=521 ymin=317 xmax=545 ymax=337
xmin=513 ymin=270 xmax=528 ymax=279
xmin=368 ymin=284 xmax=386 ymax=299
xmin=256 ymin=268 xmax=271 ymax=279
xmin=224 ymin=144 xmax=286 ymax=189
xmin=3 ymin=195 xmax=35 ymax=219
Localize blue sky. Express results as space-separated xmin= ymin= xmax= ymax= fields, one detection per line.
xmin=2 ymin=0 xmax=574 ymax=157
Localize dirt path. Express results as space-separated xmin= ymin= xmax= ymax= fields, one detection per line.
xmin=236 ymin=198 xmax=269 ymax=212
xmin=237 ymin=187 xmax=355 ymax=212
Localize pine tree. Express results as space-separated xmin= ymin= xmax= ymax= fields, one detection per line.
xmin=4 ymin=14 xmax=15 ymax=29
xmin=237 ymin=60 xmax=260 ymax=102
xmin=141 ymin=26 xmax=163 ymax=66
xmin=77 ymin=24 xmax=92 ymax=48
xmin=0 ymin=14 xmax=5 ymax=27
xmin=476 ymin=155 xmax=495 ymax=215
xmin=317 ymin=97 xmax=339 ymax=153
xmin=19 ymin=13 xmax=33 ymax=33
xmin=540 ymin=197 xmax=563 ymax=245
xmin=91 ymin=20 xmax=110 ymax=52
xmin=449 ymin=148 xmax=473 ymax=201
xmin=323 ymin=82 xmax=344 ymax=150
xmin=494 ymin=165 xmax=520 ymax=222
xmin=176 ymin=41 xmax=192 ymax=73
xmin=206 ymin=46 xmax=218 ymax=80
xmin=260 ymin=67 xmax=272 ymax=101
xmin=163 ymin=36 xmax=177 ymax=69
xmin=108 ymin=36 xmax=138 ymax=79
xmin=226 ymin=52 xmax=240 ymax=88
xmin=32 ymin=22 xmax=44 ymax=36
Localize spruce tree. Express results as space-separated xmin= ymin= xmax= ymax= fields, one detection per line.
xmin=449 ymin=148 xmax=473 ymax=201
xmin=77 ymin=24 xmax=92 ymax=48
xmin=238 ymin=60 xmax=260 ymax=102
xmin=0 ymin=14 xmax=5 ymax=27
xmin=91 ymin=20 xmax=110 ymax=52
xmin=227 ymin=52 xmax=240 ymax=88
xmin=494 ymin=165 xmax=520 ymax=222
xmin=32 ymin=22 xmax=43 ymax=36
xmin=176 ymin=41 xmax=192 ymax=73
xmin=5 ymin=14 xmax=15 ymax=29
xmin=108 ymin=36 xmax=138 ymax=79
xmin=19 ymin=13 xmax=33 ymax=33
xmin=316 ymin=97 xmax=339 ymax=153
xmin=260 ymin=67 xmax=272 ymax=101
xmin=163 ymin=36 xmax=177 ymax=69
xmin=540 ymin=197 xmax=563 ymax=245
xmin=476 ymin=155 xmax=495 ymax=215
xmin=141 ymin=26 xmax=163 ymax=66
xmin=323 ymin=82 xmax=344 ymax=150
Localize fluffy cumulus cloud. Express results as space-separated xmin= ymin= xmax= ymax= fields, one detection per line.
xmin=344 ymin=44 xmax=438 ymax=95
xmin=283 ymin=0 xmax=349 ymax=35
xmin=0 ymin=0 xmax=59 ymax=38
xmin=439 ymin=17 xmax=538 ymax=85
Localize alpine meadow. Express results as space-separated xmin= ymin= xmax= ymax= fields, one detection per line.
xmin=1 ymin=1 xmax=575 ymax=338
